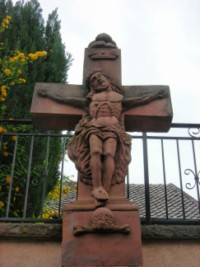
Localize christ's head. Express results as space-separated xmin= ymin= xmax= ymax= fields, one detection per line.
xmin=85 ymin=70 xmax=123 ymax=97
xmin=89 ymin=71 xmax=110 ymax=92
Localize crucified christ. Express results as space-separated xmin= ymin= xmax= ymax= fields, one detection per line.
xmin=38 ymin=70 xmax=168 ymax=206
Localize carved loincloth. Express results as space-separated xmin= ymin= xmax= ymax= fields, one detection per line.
xmin=68 ymin=117 xmax=131 ymax=185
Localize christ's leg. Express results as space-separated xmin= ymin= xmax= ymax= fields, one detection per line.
xmin=89 ymin=134 xmax=108 ymax=203
xmin=102 ymin=138 xmax=117 ymax=193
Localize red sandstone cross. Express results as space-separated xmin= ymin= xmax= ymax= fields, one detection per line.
xmin=30 ymin=33 xmax=172 ymax=200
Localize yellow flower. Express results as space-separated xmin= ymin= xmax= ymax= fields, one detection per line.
xmin=0 ymin=126 xmax=7 ymax=133
xmin=4 ymin=68 xmax=11 ymax=75
xmin=6 ymin=15 xmax=12 ymax=20
xmin=9 ymin=56 xmax=18 ymax=62
xmin=15 ymin=187 xmax=20 ymax=193
xmin=32 ymin=54 xmax=38 ymax=60
xmin=73 ymin=188 xmax=77 ymax=193
xmin=28 ymin=53 xmax=35 ymax=60
xmin=1 ymin=85 xmax=6 ymax=91
xmin=51 ymin=210 xmax=59 ymax=218
xmin=1 ymin=91 xmax=7 ymax=97
xmin=3 ymin=150 xmax=9 ymax=157
xmin=0 ymin=86 xmax=7 ymax=98
xmin=17 ymin=69 xmax=22 ymax=74
xmin=0 ymin=96 xmax=5 ymax=102
xmin=4 ymin=19 xmax=9 ymax=25
xmin=17 ymin=78 xmax=26 ymax=84
xmin=9 ymin=57 xmax=14 ymax=62
xmin=18 ymin=52 xmax=25 ymax=59
xmin=6 ymin=176 xmax=11 ymax=183
xmin=42 ymin=213 xmax=50 ymax=219
xmin=37 ymin=51 xmax=47 ymax=57
xmin=63 ymin=186 xmax=70 ymax=194
xmin=0 ymin=201 xmax=5 ymax=208
xmin=11 ymin=136 xmax=17 ymax=141
xmin=1 ymin=89 xmax=7 ymax=97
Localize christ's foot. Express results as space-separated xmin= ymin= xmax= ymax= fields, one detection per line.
xmin=91 ymin=186 xmax=109 ymax=202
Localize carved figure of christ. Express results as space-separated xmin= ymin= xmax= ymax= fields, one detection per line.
xmin=37 ymin=70 xmax=169 ymax=206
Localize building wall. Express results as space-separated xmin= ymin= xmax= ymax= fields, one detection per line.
xmin=1 ymin=239 xmax=200 ymax=267
xmin=143 ymin=240 xmax=200 ymax=267
xmin=0 ymin=223 xmax=200 ymax=267
xmin=0 ymin=240 xmax=61 ymax=267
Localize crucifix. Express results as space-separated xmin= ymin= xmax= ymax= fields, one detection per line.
xmin=31 ymin=33 xmax=172 ymax=267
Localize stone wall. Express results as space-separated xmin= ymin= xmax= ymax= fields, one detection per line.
xmin=0 ymin=240 xmax=61 ymax=267
xmin=0 ymin=223 xmax=200 ymax=267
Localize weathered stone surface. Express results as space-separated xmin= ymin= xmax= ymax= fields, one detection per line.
xmin=62 ymin=206 xmax=143 ymax=267
xmin=0 ymin=223 xmax=62 ymax=240
xmin=31 ymin=83 xmax=86 ymax=130
xmin=1 ymin=223 xmax=200 ymax=240
xmin=142 ymin=224 xmax=200 ymax=239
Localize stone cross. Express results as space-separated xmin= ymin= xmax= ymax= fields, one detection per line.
xmin=31 ymin=33 xmax=172 ymax=204
xmin=31 ymin=33 xmax=172 ymax=203
xmin=31 ymin=33 xmax=172 ymax=267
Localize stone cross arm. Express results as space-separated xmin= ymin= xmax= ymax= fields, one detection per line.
xmin=31 ymin=82 xmax=172 ymax=132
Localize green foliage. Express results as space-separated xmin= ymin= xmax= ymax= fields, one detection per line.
xmin=45 ymin=9 xmax=72 ymax=83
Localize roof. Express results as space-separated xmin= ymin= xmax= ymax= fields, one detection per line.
xmin=46 ymin=183 xmax=200 ymax=220
xmin=127 ymin=183 xmax=200 ymax=220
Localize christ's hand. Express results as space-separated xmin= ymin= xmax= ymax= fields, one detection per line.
xmin=37 ymin=88 xmax=48 ymax=97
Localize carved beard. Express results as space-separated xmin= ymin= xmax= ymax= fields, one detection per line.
xmin=87 ymin=82 xmax=112 ymax=99
xmin=94 ymin=86 xmax=108 ymax=92
xmin=93 ymin=83 xmax=112 ymax=92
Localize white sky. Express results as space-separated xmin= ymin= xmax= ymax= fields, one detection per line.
xmin=31 ymin=0 xmax=200 ymax=124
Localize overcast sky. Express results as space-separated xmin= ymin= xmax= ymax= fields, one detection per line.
xmin=28 ymin=0 xmax=200 ymax=124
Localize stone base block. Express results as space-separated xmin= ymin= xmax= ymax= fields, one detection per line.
xmin=62 ymin=199 xmax=143 ymax=267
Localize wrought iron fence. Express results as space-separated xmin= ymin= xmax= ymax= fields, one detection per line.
xmin=0 ymin=120 xmax=200 ymax=224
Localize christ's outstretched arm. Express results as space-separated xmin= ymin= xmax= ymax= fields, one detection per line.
xmin=122 ymin=89 xmax=168 ymax=111
xmin=37 ymin=88 xmax=88 ymax=109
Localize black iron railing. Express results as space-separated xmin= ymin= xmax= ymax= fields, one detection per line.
xmin=0 ymin=120 xmax=200 ymax=224
xmin=129 ymin=124 xmax=200 ymax=224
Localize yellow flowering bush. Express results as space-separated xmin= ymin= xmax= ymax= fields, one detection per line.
xmin=0 ymin=173 xmax=22 ymax=216
xmin=0 ymin=15 xmax=11 ymax=31
xmin=41 ymin=178 xmax=77 ymax=219
xmin=0 ymin=16 xmax=47 ymax=217
xmin=0 ymin=201 xmax=5 ymax=208
xmin=0 ymin=16 xmax=47 ymax=116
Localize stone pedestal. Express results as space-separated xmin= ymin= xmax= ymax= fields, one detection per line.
xmin=62 ymin=198 xmax=143 ymax=267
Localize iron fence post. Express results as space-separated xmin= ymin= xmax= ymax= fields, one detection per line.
xmin=143 ymin=132 xmax=151 ymax=224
